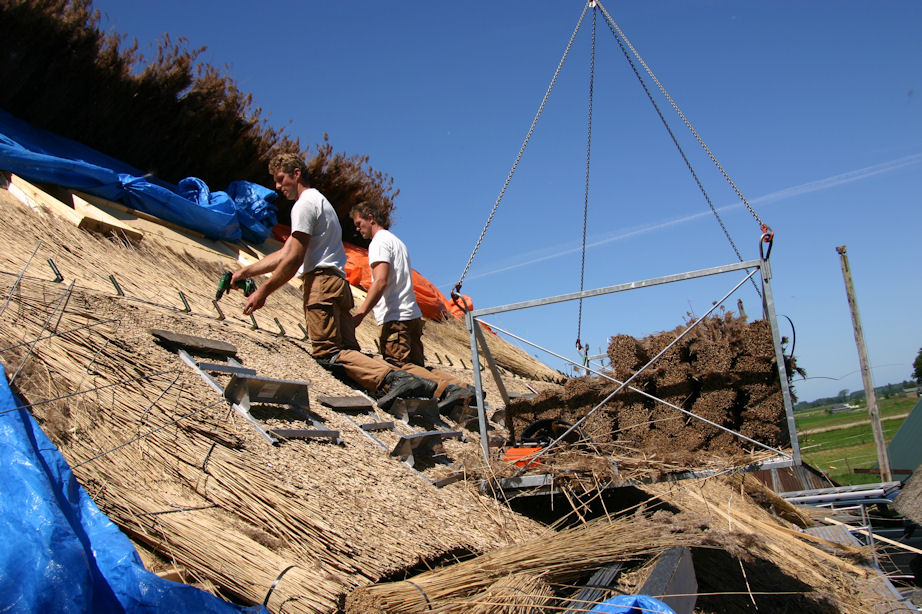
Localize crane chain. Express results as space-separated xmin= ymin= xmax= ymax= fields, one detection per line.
xmin=597 ymin=2 xmax=761 ymax=295
xmin=576 ymin=6 xmax=597 ymax=350
xmin=453 ymin=1 xmax=592 ymax=300
xmin=597 ymin=1 xmax=768 ymax=235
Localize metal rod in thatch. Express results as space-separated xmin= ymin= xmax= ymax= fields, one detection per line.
xmin=0 ymin=316 xmax=120 ymax=354
xmin=0 ymin=241 xmax=41 ymax=318
xmin=74 ymin=398 xmax=226 ymax=468
xmin=0 ymin=369 xmax=178 ymax=417
xmin=10 ymin=280 xmax=74 ymax=384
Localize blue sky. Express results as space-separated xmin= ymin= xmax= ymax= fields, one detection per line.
xmin=91 ymin=1 xmax=921 ymax=402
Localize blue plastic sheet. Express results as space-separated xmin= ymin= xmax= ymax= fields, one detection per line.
xmin=589 ymin=594 xmax=676 ymax=614
xmin=0 ymin=108 xmax=276 ymax=242
xmin=0 ymin=363 xmax=268 ymax=614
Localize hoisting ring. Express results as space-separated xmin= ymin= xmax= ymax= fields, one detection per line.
xmin=759 ymin=225 xmax=774 ymax=260
xmin=451 ymin=284 xmax=472 ymax=314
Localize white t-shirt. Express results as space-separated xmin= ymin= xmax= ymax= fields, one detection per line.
xmin=289 ymin=188 xmax=346 ymax=277
xmin=368 ymin=229 xmax=422 ymax=325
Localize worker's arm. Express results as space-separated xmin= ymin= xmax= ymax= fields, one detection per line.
xmin=232 ymin=244 xmax=287 ymax=284
xmin=242 ymin=232 xmax=309 ymax=315
xmin=353 ymin=260 xmax=389 ymax=327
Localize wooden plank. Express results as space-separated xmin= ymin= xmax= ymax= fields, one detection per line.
xmin=71 ymin=194 xmax=144 ymax=242
xmin=7 ymin=175 xmax=142 ymax=242
xmin=638 ymin=546 xmax=697 ymax=614
xmin=73 ymin=190 xmax=243 ymax=262
xmin=150 ymin=328 xmax=238 ymax=357
xmin=8 ymin=174 xmax=85 ymax=225
xmin=563 ymin=563 xmax=623 ymax=614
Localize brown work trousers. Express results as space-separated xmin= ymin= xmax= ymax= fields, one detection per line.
xmin=302 ymin=269 xmax=392 ymax=392
xmin=380 ymin=317 xmax=464 ymax=398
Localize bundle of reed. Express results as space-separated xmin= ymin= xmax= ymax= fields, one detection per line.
xmin=344 ymin=512 xmax=706 ymax=613
xmin=0 ymin=289 xmax=365 ymax=595
xmin=480 ymin=444 xmax=780 ymax=495
xmin=100 ymin=482 xmax=346 ymax=614
xmin=1 ymin=278 xmax=546 ymax=610
xmin=642 ymin=477 xmax=892 ymax=613
xmin=442 ymin=573 xmax=556 ymax=613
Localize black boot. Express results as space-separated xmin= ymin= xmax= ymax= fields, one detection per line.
xmin=437 ymin=384 xmax=474 ymax=413
xmin=377 ymin=370 xmax=437 ymax=410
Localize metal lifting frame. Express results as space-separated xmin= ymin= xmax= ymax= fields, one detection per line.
xmin=465 ymin=256 xmax=801 ymax=469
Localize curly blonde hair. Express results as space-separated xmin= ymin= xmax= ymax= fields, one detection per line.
xmin=268 ymin=153 xmax=310 ymax=185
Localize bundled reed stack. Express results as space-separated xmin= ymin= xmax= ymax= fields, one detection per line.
xmin=505 ymin=312 xmax=796 ymax=470
xmin=344 ymin=512 xmax=707 ymax=613
xmin=451 ymin=573 xmax=555 ymax=613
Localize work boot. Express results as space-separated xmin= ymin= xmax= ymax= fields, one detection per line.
xmin=437 ymin=384 xmax=474 ymax=414
xmin=377 ymin=370 xmax=437 ymax=411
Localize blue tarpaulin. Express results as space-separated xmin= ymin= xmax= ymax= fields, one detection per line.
xmin=0 ymin=363 xmax=268 ymax=613
xmin=589 ymin=594 xmax=676 ymax=614
xmin=0 ymin=108 xmax=276 ymax=242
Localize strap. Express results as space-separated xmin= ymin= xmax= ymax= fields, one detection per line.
xmin=263 ymin=565 xmax=298 ymax=607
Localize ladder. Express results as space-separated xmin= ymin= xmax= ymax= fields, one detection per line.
xmin=152 ymin=328 xmax=339 ymax=446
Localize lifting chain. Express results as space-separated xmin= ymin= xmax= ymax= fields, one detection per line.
xmin=597 ymin=1 xmax=769 ymax=296
xmin=576 ymin=5 xmax=597 ymax=351
xmin=453 ymin=0 xmax=774 ymax=312
xmin=597 ymin=2 xmax=771 ymax=240
xmin=453 ymin=1 xmax=592 ymax=304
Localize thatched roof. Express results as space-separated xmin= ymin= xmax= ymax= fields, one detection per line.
xmin=895 ymin=467 xmax=922 ymax=526
xmin=0 ymin=178 xmax=555 ymax=610
xmin=1 ymin=175 xmax=914 ymax=613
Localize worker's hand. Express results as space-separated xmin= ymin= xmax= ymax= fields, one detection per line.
xmin=231 ymin=268 xmax=249 ymax=287
xmin=352 ymin=311 xmax=367 ymax=328
xmin=242 ymin=286 xmax=267 ymax=315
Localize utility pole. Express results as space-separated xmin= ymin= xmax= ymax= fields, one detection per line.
xmin=836 ymin=246 xmax=891 ymax=482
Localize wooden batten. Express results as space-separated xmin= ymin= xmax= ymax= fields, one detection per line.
xmin=70 ymin=194 xmax=144 ymax=242
xmin=73 ymin=190 xmax=241 ymax=263
xmin=6 ymin=174 xmax=140 ymax=242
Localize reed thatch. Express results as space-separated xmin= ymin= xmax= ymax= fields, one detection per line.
xmin=345 ymin=509 xmax=707 ymax=613
xmin=1 ymin=180 xmax=910 ymax=614
xmin=348 ymin=473 xmax=905 ymax=614
xmin=0 ymin=184 xmax=552 ymax=610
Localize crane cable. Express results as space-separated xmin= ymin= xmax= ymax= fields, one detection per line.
xmin=452 ymin=1 xmax=591 ymax=305
xmin=575 ymin=5 xmax=596 ymax=352
xmin=597 ymin=2 xmax=771 ymax=250
xmin=453 ymin=0 xmax=773 ymax=308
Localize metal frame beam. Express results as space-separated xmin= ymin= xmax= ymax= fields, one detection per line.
xmin=466 ymin=257 xmax=801 ymax=472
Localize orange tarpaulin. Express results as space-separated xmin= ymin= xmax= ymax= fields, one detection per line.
xmin=345 ymin=241 xmax=473 ymax=321
xmin=273 ymin=225 xmax=471 ymax=321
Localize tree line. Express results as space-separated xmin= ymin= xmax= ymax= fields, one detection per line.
xmin=0 ymin=0 xmax=395 ymax=244
xmin=794 ymin=380 xmax=919 ymax=411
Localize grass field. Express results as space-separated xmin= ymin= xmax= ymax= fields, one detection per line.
xmin=795 ymin=395 xmax=918 ymax=486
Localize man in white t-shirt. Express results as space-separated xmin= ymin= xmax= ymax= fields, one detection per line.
xmin=351 ymin=202 xmax=474 ymax=412
xmin=231 ymin=153 xmax=435 ymax=409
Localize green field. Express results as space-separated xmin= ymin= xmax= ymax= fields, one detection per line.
xmin=795 ymin=396 xmax=918 ymax=486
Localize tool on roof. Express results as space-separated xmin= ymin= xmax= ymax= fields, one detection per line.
xmin=215 ymin=270 xmax=255 ymax=301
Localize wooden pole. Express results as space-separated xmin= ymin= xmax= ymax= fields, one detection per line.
xmin=836 ymin=246 xmax=891 ymax=482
